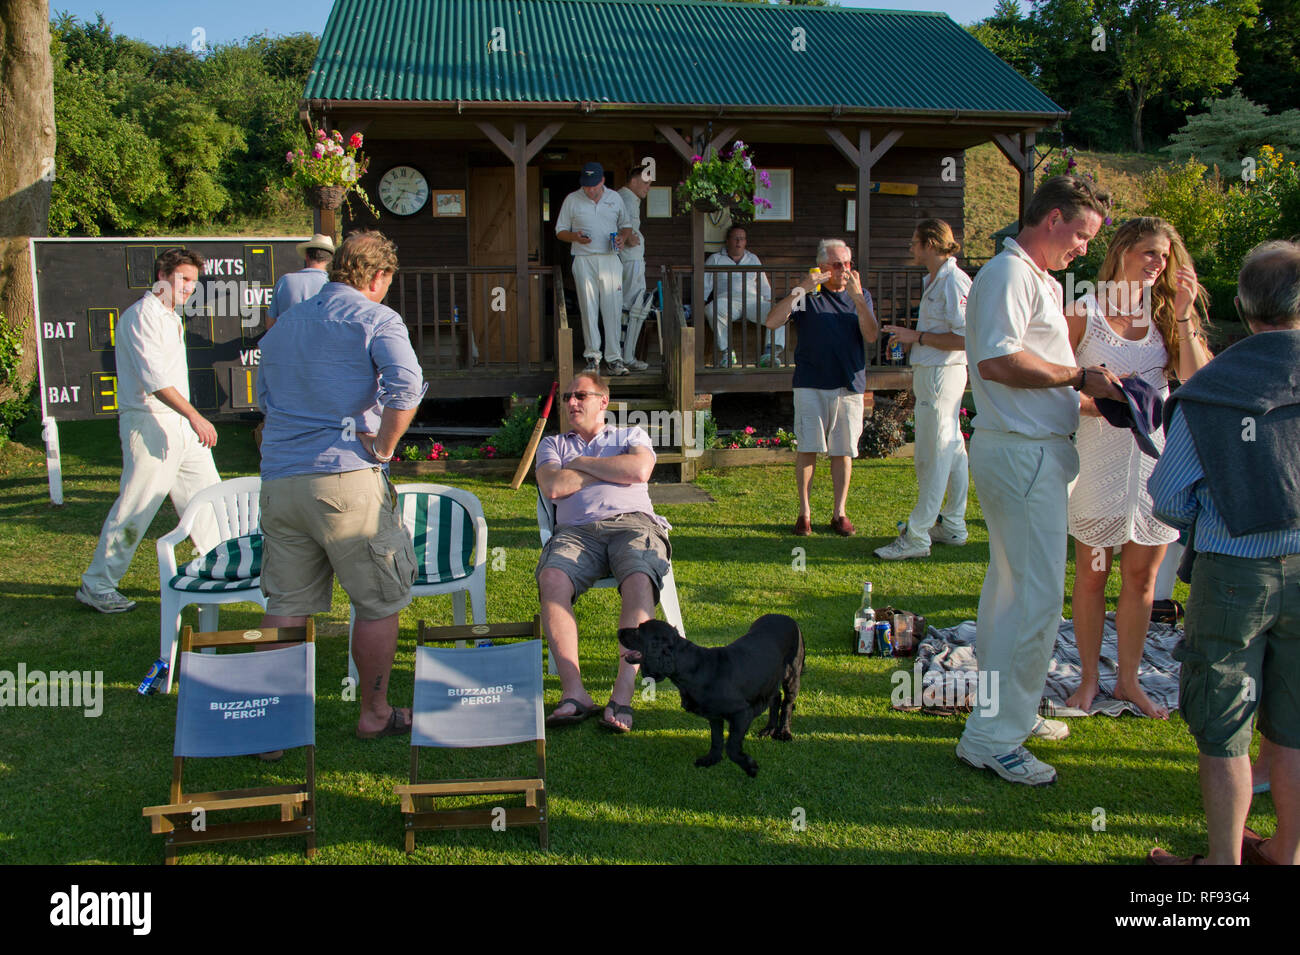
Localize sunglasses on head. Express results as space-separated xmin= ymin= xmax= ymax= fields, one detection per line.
xmin=562 ymin=390 xmax=604 ymax=402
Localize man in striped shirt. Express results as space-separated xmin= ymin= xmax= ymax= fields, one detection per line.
xmin=1148 ymin=240 xmax=1300 ymax=865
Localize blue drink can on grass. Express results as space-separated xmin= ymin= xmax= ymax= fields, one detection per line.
xmin=137 ymin=659 xmax=168 ymax=695
xmin=874 ymin=621 xmax=893 ymax=657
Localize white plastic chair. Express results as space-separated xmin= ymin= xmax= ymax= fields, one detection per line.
xmin=536 ymin=489 xmax=685 ymax=669
xmin=347 ymin=483 xmax=488 ymax=687
xmin=156 ymin=476 xmax=267 ymax=693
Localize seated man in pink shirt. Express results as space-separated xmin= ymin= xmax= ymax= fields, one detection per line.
xmin=535 ymin=373 xmax=671 ymax=733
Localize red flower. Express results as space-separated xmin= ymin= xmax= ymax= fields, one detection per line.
xmin=349 ymin=133 xmax=363 ymax=149
xmin=744 ymin=426 xmax=755 ymax=435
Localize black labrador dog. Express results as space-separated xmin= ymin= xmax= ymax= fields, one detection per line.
xmin=618 ymin=615 xmax=804 ymax=777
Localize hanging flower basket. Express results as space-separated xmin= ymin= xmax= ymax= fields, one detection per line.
xmin=285 ymin=128 xmax=380 ymax=218
xmin=304 ymin=184 xmax=347 ymax=210
xmin=675 ymin=141 xmax=773 ymax=220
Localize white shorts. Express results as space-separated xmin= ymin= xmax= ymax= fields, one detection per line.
xmin=793 ymin=387 xmax=864 ymax=457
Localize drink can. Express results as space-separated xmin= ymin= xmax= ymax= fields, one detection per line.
xmin=890 ymin=340 xmax=905 ymax=363
xmin=874 ymin=621 xmax=893 ymax=657
xmin=137 ymin=659 xmax=168 ymax=695
xmin=609 ymin=232 xmax=618 ymax=251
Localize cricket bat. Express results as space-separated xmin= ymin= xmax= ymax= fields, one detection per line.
xmin=510 ymin=381 xmax=559 ymax=490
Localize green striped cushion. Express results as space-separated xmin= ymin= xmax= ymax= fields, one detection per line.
xmin=401 ymin=493 xmax=476 ymax=585
xmin=170 ymin=534 xmax=262 ymax=592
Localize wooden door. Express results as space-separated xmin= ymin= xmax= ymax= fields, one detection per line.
xmin=469 ymin=166 xmax=541 ymax=364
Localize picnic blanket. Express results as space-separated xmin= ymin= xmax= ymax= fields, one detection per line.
xmin=890 ymin=614 xmax=1182 ymax=718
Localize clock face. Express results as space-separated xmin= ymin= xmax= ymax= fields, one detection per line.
xmin=378 ymin=165 xmax=429 ymax=216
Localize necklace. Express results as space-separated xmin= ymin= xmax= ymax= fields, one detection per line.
xmin=1104 ymin=288 xmax=1146 ymax=318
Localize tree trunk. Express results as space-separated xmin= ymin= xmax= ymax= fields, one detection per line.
xmin=1126 ymin=87 xmax=1146 ymax=153
xmin=0 ymin=1 xmax=55 ymax=399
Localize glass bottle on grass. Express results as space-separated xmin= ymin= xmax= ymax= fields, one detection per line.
xmin=853 ymin=581 xmax=876 ymax=655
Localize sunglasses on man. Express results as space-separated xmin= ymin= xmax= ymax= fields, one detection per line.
xmin=562 ymin=390 xmax=605 ymax=402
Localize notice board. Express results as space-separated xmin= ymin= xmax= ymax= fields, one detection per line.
xmin=31 ymin=237 xmax=308 ymax=422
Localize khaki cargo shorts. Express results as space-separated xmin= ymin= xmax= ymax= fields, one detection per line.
xmin=260 ymin=467 xmax=416 ymax=621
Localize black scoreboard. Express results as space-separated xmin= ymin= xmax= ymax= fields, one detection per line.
xmin=32 ymin=237 xmax=307 ymax=422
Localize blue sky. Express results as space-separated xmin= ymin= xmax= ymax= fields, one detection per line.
xmin=51 ymin=0 xmax=1003 ymax=48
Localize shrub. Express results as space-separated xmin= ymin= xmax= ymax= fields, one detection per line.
xmin=1165 ymin=92 xmax=1300 ymax=181
xmin=485 ymin=395 xmax=539 ymax=459
xmin=1143 ymin=158 xmax=1226 ymax=268
xmin=859 ymin=391 xmax=914 ymax=459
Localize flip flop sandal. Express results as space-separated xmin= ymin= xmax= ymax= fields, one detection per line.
xmin=356 ymin=707 xmax=412 ymax=739
xmin=599 ymin=699 xmax=634 ymax=733
xmin=546 ymin=697 xmax=600 ymax=727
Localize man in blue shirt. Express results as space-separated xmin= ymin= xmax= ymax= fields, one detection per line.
xmin=1148 ymin=240 xmax=1300 ymax=865
xmin=265 ymin=234 xmax=334 ymax=330
xmin=765 ymin=239 xmax=878 ymax=536
xmin=257 ymin=230 xmax=426 ymax=740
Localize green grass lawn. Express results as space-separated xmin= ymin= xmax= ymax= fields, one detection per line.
xmin=0 ymin=419 xmax=1273 ymax=864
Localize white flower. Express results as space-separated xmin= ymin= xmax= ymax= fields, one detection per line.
xmin=341 ymin=157 xmax=357 ymax=182
xmin=743 ymin=157 xmax=753 ymax=171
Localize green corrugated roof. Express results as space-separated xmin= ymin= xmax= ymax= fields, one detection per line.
xmin=304 ymin=0 xmax=1064 ymax=116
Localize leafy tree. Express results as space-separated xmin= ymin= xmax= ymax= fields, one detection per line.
xmin=1165 ymin=91 xmax=1300 ymax=178
xmin=1109 ymin=0 xmax=1259 ymax=152
xmin=967 ymin=0 xmax=1040 ymax=81
xmin=1233 ymin=0 xmax=1300 ymax=114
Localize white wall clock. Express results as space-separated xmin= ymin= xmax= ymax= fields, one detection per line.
xmin=378 ymin=165 xmax=429 ymax=216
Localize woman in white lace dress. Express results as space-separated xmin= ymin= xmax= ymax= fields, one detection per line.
xmin=1065 ymin=218 xmax=1212 ymax=718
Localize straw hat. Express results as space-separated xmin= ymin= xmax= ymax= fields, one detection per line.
xmin=295 ymin=233 xmax=335 ymax=257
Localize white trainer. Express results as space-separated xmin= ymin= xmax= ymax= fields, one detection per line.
xmin=1030 ymin=716 xmax=1070 ymax=740
xmin=76 ymin=585 xmax=137 ymax=614
xmin=625 ymin=358 xmax=649 ymax=371
xmin=956 ymin=739 xmax=1057 ymax=786
xmin=928 ymin=524 xmax=969 ymax=546
xmin=874 ymin=533 xmax=931 ymax=561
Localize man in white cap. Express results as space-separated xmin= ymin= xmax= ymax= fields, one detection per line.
xmin=266 ymin=233 xmax=334 ymax=330
xmin=556 ymin=162 xmax=635 ymax=376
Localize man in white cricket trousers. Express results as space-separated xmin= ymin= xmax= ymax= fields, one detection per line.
xmin=957 ymin=177 xmax=1122 ymax=785
xmin=78 ymin=248 xmax=222 ymax=614
xmin=555 ymin=161 xmax=635 ymax=377
xmin=618 ymin=164 xmax=653 ymax=370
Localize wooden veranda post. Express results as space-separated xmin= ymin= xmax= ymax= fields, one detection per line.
xmin=993 ymin=132 xmax=1037 ymax=229
xmin=824 ymin=127 xmax=902 ymax=274
xmin=476 ymin=120 xmax=563 ymax=371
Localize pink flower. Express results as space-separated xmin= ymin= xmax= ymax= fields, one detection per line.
xmin=759 ymin=170 xmax=771 ymax=188
xmin=690 ymin=154 xmax=703 ymax=164
xmin=316 ymin=128 xmax=327 ymax=141
xmin=312 ymin=146 xmax=323 ymax=159
xmin=285 ymin=151 xmax=294 ymax=163
xmin=744 ymin=426 xmax=755 ymax=435
xmin=332 ymin=130 xmax=343 ymax=143
xmin=729 ymin=442 xmax=739 ymax=449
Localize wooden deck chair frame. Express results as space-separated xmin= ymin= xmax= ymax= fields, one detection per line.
xmin=395 ymin=617 xmax=548 ymax=852
xmin=141 ymin=622 xmax=317 ymax=865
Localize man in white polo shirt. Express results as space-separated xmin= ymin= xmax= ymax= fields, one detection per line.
xmin=77 ymin=248 xmax=222 ymax=613
xmin=556 ymin=162 xmax=636 ymax=376
xmin=618 ymin=164 xmax=653 ymax=371
xmin=956 ymin=176 xmax=1122 ymax=785
xmin=705 ymin=225 xmax=781 ymax=367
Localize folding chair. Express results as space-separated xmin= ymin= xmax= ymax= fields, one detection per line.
xmin=394 ymin=618 xmax=547 ymax=852
xmin=157 ymin=476 xmax=268 ymax=693
xmin=142 ymin=622 xmax=317 ymax=864
xmin=348 ymin=483 xmax=488 ymax=688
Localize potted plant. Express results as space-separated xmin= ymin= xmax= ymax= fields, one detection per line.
xmin=286 ymin=127 xmax=379 ymax=216
xmin=675 ymin=140 xmax=773 ymax=218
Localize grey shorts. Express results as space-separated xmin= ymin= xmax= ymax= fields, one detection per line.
xmin=535 ymin=512 xmax=672 ymax=602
